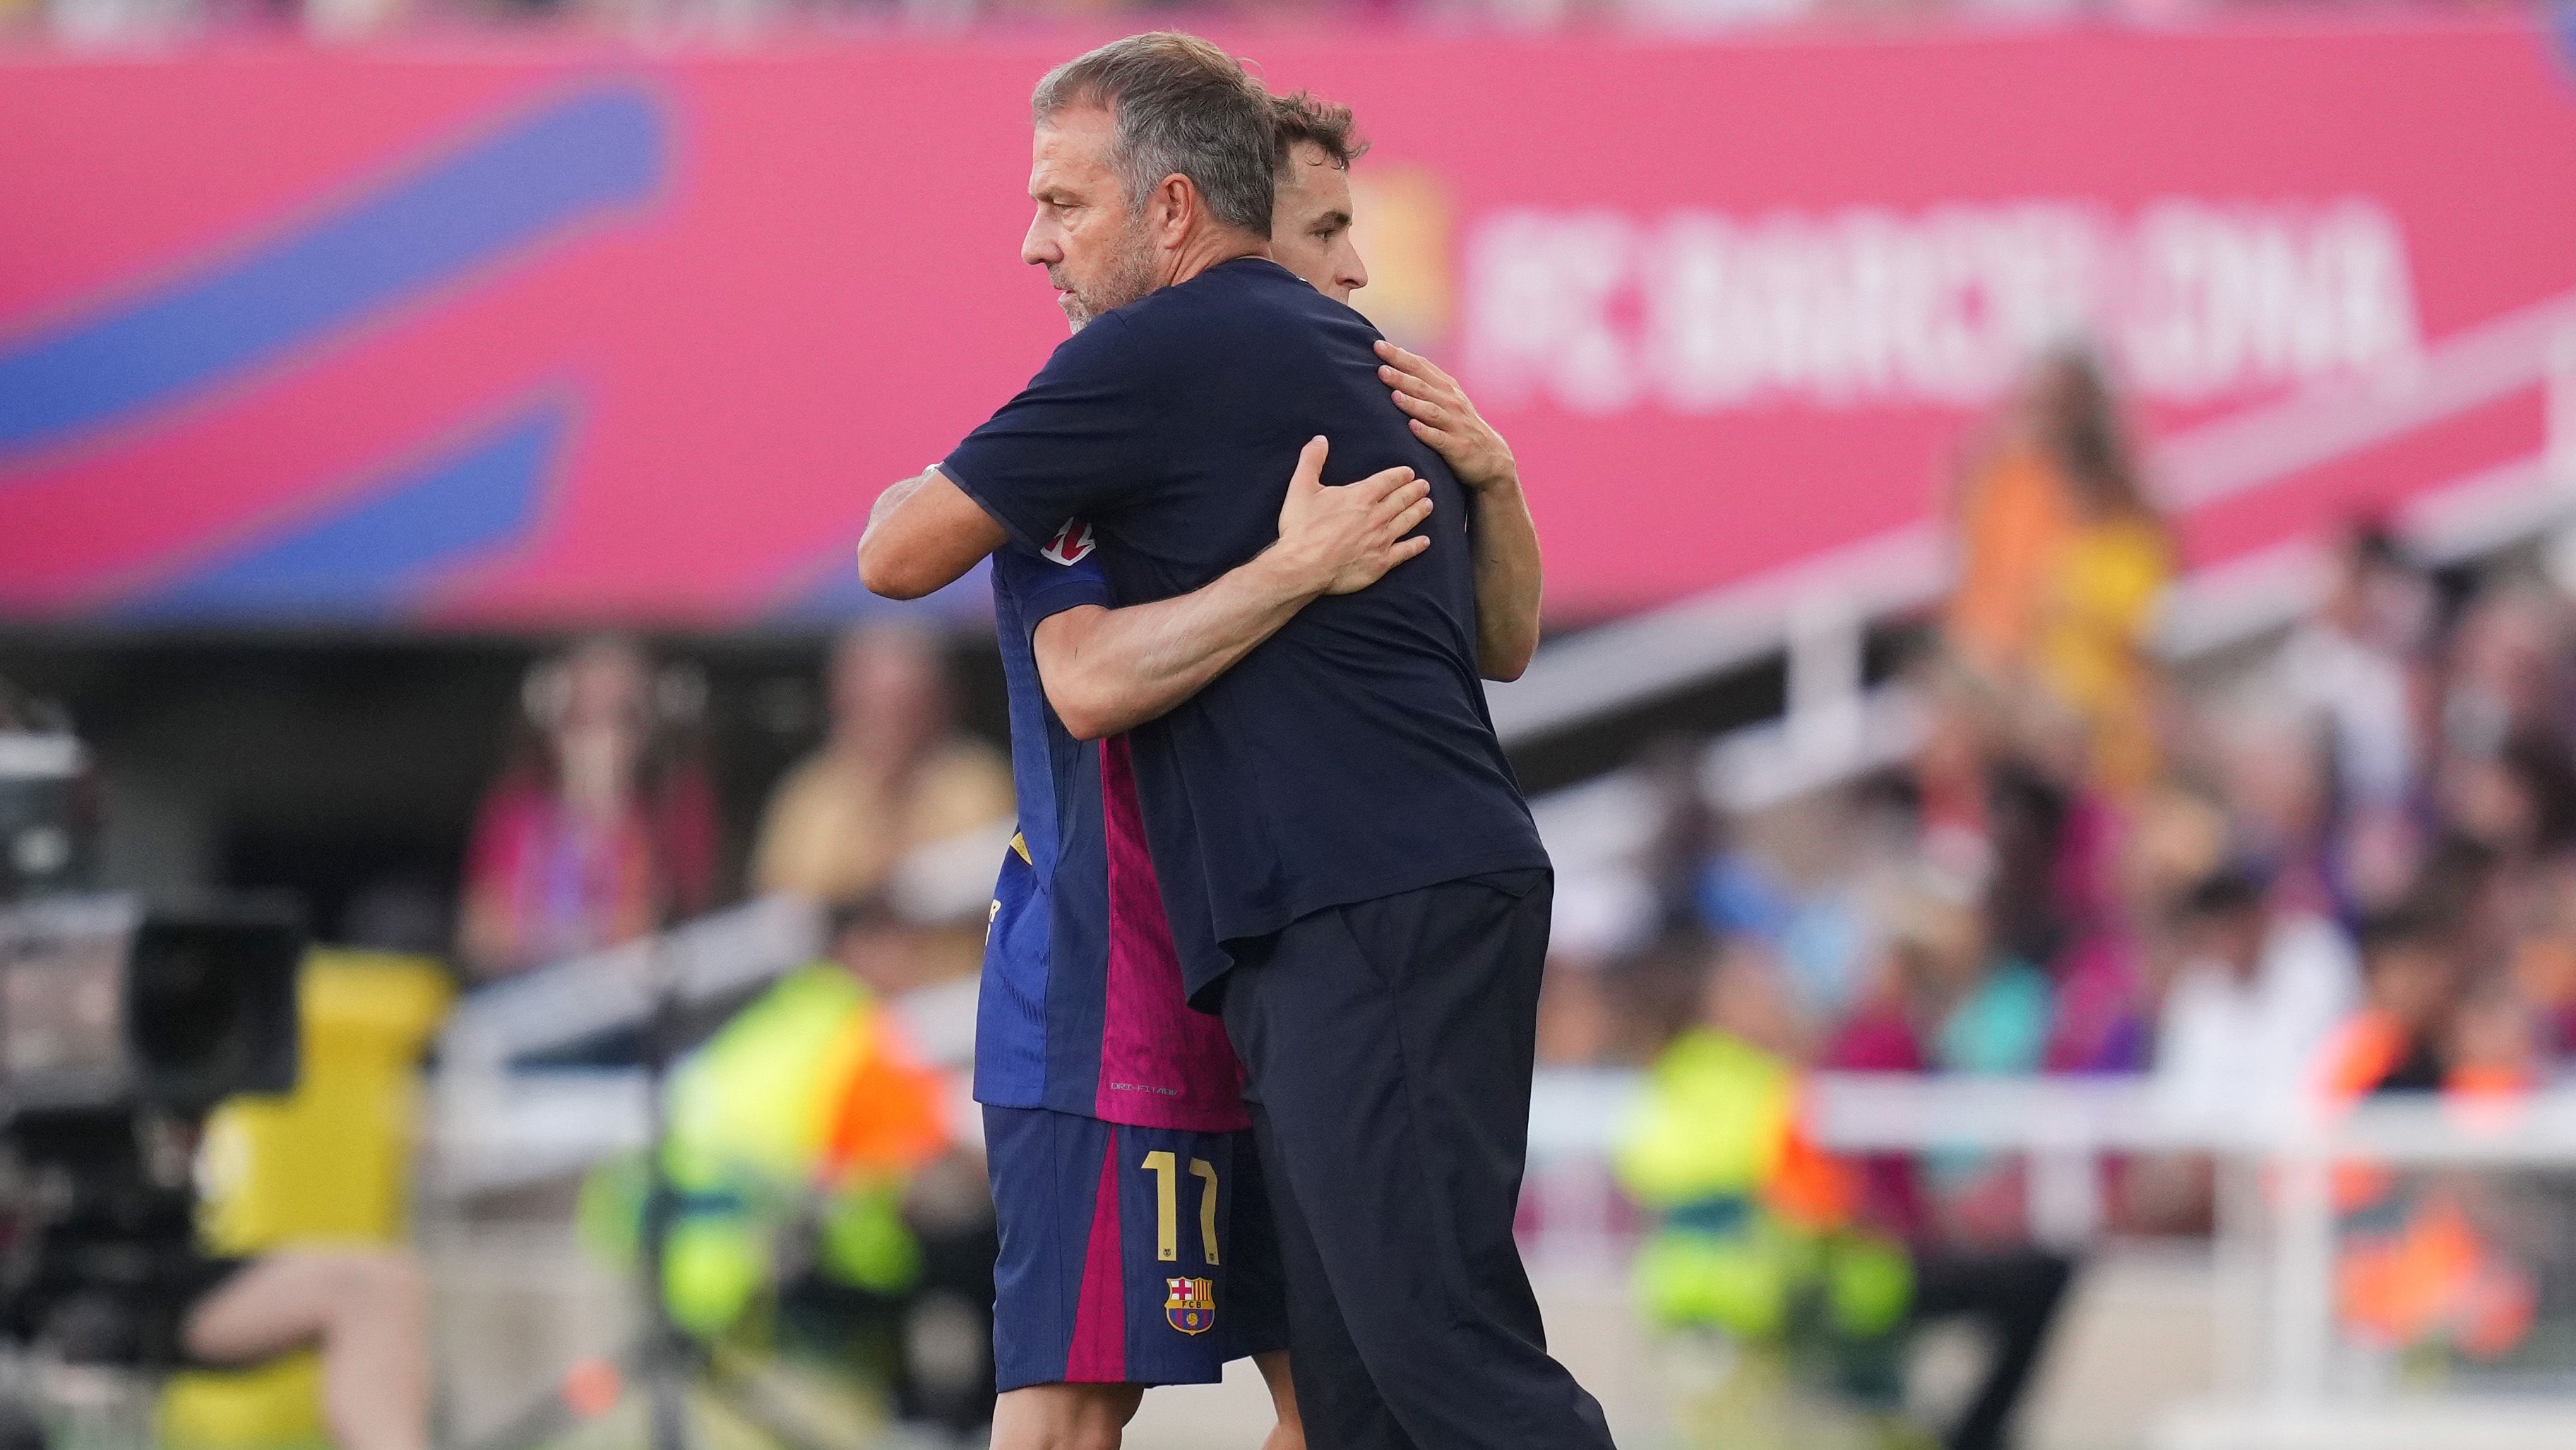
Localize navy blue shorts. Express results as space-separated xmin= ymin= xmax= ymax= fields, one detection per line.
xmin=984 ymin=1105 xmax=1288 ymax=1391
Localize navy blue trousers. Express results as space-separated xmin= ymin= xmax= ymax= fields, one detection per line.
xmin=1220 ymin=870 xmax=1616 ymax=1450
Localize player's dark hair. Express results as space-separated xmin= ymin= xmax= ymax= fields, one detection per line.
xmin=1270 ymin=90 xmax=1368 ymax=173
xmin=1032 ymin=32 xmax=1277 ymax=240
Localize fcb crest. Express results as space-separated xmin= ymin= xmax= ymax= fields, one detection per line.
xmin=1164 ymin=1276 xmax=1216 ymax=1336
xmin=1041 ymin=519 xmax=1097 ymax=565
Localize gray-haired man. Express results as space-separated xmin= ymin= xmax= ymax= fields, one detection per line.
xmin=862 ymin=33 xmax=1613 ymax=1450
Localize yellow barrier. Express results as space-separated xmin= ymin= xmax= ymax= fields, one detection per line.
xmin=158 ymin=950 xmax=453 ymax=1450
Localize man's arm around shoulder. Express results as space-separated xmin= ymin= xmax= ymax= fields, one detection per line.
xmin=857 ymin=467 xmax=1010 ymax=599
xmin=1034 ymin=438 xmax=1431 ymax=741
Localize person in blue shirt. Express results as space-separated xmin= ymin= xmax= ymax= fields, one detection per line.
xmin=861 ymin=34 xmax=1609 ymax=1450
xmin=974 ymin=457 xmax=1412 ymax=1450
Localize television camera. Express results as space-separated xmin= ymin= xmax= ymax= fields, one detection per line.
xmin=0 ymin=708 xmax=302 ymax=1370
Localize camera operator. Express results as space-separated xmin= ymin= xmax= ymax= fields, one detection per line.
xmin=1 ymin=677 xmax=434 ymax=1450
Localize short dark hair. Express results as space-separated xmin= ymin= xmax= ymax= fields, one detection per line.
xmin=2173 ymin=865 xmax=2265 ymax=925
xmin=1032 ymin=32 xmax=1275 ymax=239
xmin=1270 ymin=90 xmax=1368 ymax=173
xmin=2356 ymin=900 xmax=2450 ymax=963
xmin=825 ymin=892 xmax=901 ymax=941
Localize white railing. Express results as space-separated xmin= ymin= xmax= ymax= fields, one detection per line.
xmin=1524 ymin=1069 xmax=2576 ymax=1445
xmin=424 ymin=823 xmax=1009 ymax=1198
xmin=423 ymin=935 xmax=2576 ymax=1440
xmin=419 ymin=972 xmax=986 ymax=1199
xmin=433 ymin=822 xmax=1013 ymax=1077
xmin=435 ymin=893 xmax=825 ymax=1074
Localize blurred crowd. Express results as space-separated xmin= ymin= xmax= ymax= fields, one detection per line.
xmin=1568 ymin=337 xmax=2576 ymax=1122
xmin=453 ymin=623 xmax=1009 ymax=990
xmin=1580 ymin=343 xmax=2576 ymax=1443
xmin=435 ymin=625 xmax=1015 ymax=1442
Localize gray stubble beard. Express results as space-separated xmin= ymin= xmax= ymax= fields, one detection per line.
xmin=1061 ymin=217 xmax=1158 ymax=334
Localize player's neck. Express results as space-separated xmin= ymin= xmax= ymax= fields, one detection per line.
xmin=1158 ymin=229 xmax=1269 ymax=291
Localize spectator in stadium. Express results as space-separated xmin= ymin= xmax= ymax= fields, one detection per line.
xmin=1618 ymin=949 xmax=2073 ymax=1450
xmin=1895 ymin=671 xmax=2080 ymax=974
xmin=2318 ymin=897 xmax=2472 ymax=1099
xmin=1923 ymin=884 xmax=2055 ymax=1243
xmin=788 ymin=901 xmax=1001 ymax=1439
xmin=458 ymin=636 xmax=720 ymax=981
xmin=2315 ymin=897 xmax=2544 ymax=1364
xmin=2505 ymin=853 xmax=2576 ymax=1056
xmin=2455 ymin=727 xmax=2576 ymax=858
xmin=2438 ymin=586 xmax=2570 ymax=765
xmin=2047 ymin=778 xmax=2243 ymax=1080
xmin=749 ymin=622 xmax=1013 ymax=985
xmin=1945 ymin=345 xmax=2173 ymax=796
xmin=2275 ymin=524 xmax=2436 ymax=911
xmin=2147 ymin=863 xmax=2357 ymax=1125
xmin=2120 ymin=863 xmax=2357 ymax=1232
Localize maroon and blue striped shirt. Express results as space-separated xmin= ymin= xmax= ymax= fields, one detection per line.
xmin=973 ymin=534 xmax=1248 ymax=1132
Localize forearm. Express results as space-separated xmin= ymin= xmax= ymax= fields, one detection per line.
xmin=1038 ymin=551 xmax=1323 ymax=740
xmin=856 ymin=471 xmax=932 ymax=592
xmin=1469 ymin=473 xmax=1544 ymax=681
xmin=856 ymin=467 xmax=1008 ymax=599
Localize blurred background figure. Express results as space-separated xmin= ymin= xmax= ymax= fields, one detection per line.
xmin=2314 ymin=899 xmax=2546 ymax=1372
xmin=2277 ymin=525 xmax=2437 ymax=913
xmin=458 ymin=636 xmax=720 ymax=982
xmin=2147 ymin=864 xmax=2355 ymax=1130
xmin=751 ymin=623 xmax=1013 ymax=988
xmin=1945 ymin=347 xmax=2174 ymax=798
xmin=578 ymin=895 xmax=986 ymax=1444
xmin=1618 ymin=948 xmax=2073 ymax=1450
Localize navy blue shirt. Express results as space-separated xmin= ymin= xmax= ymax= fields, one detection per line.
xmin=941 ymin=257 xmax=1548 ymax=998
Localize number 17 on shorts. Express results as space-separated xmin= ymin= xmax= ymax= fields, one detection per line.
xmin=983 ymin=1106 xmax=1287 ymax=1390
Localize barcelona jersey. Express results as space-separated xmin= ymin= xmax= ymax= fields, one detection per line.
xmin=974 ymin=528 xmax=1248 ymax=1132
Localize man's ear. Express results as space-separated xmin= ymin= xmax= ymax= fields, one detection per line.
xmin=1149 ymin=173 xmax=1196 ymax=247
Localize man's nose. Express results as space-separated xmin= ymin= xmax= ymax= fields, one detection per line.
xmin=1022 ymin=215 xmax=1058 ymax=268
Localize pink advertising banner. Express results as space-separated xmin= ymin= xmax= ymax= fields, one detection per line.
xmin=1 ymin=18 xmax=2572 ymax=627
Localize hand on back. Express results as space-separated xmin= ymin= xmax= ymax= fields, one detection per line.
xmin=1376 ymin=340 xmax=1516 ymax=491
xmin=1272 ymin=436 xmax=1433 ymax=597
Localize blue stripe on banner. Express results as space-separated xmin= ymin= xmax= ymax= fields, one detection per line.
xmin=0 ymin=83 xmax=666 ymax=459
xmin=117 ymin=399 xmax=569 ymax=623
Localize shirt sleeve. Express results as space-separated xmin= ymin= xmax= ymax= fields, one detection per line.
xmin=993 ymin=539 xmax=1114 ymax=642
xmin=940 ymin=315 xmax=1160 ymax=553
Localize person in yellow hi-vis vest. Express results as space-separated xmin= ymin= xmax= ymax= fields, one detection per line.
xmin=1616 ymin=951 xmax=2071 ymax=1450
xmin=580 ymin=897 xmax=960 ymax=1416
